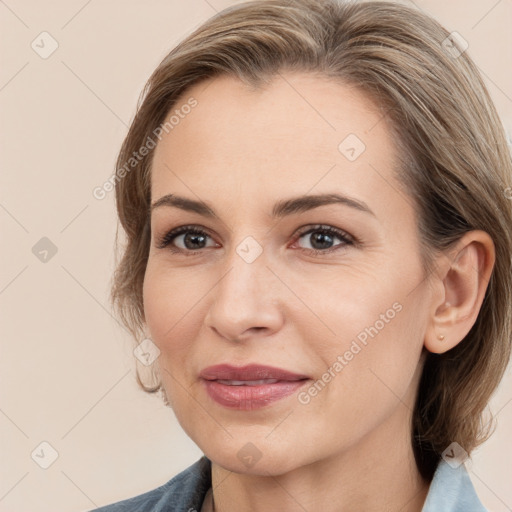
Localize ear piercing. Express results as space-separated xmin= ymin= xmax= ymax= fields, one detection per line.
xmin=437 ymin=303 xmax=450 ymax=342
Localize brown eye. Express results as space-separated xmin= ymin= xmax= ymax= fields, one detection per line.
xmin=158 ymin=226 xmax=217 ymax=252
xmin=295 ymin=225 xmax=354 ymax=253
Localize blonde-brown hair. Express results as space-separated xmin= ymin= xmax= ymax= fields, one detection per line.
xmin=111 ymin=0 xmax=512 ymax=480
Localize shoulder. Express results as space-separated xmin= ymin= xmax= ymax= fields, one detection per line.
xmin=90 ymin=456 xmax=211 ymax=512
xmin=422 ymin=459 xmax=487 ymax=512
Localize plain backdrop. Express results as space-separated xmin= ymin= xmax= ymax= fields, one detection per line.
xmin=1 ymin=1 xmax=511 ymax=511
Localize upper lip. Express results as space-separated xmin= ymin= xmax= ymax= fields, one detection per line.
xmin=200 ymin=364 xmax=309 ymax=381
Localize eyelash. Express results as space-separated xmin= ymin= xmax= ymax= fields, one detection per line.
xmin=156 ymin=224 xmax=355 ymax=256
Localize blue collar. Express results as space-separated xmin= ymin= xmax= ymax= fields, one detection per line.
xmin=422 ymin=460 xmax=487 ymax=511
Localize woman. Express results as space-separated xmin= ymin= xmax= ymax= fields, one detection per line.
xmin=94 ymin=0 xmax=512 ymax=510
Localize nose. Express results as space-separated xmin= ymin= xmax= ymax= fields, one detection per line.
xmin=204 ymin=246 xmax=285 ymax=343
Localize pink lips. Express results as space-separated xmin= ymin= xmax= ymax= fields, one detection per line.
xmin=200 ymin=364 xmax=309 ymax=410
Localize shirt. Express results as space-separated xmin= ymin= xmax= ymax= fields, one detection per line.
xmin=89 ymin=456 xmax=487 ymax=511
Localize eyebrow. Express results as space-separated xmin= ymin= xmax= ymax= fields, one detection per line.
xmin=150 ymin=193 xmax=375 ymax=218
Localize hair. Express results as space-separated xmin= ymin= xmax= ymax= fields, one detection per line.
xmin=111 ymin=0 xmax=512 ymax=481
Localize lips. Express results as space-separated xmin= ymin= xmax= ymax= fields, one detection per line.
xmin=217 ymin=379 xmax=280 ymax=386
xmin=200 ymin=364 xmax=308 ymax=382
xmin=200 ymin=364 xmax=309 ymax=410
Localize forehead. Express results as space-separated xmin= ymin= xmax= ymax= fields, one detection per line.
xmin=151 ymin=73 xmax=403 ymax=209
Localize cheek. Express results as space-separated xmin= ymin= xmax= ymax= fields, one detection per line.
xmin=285 ymin=262 xmax=409 ymax=344
xmin=295 ymin=260 xmax=427 ymax=388
xmin=143 ymin=266 xmax=173 ymax=340
xmin=319 ymin=287 xmax=427 ymax=415
xmin=142 ymin=265 xmax=212 ymax=412
xmin=293 ymin=291 xmax=427 ymax=453
xmin=142 ymin=262 xmax=205 ymax=352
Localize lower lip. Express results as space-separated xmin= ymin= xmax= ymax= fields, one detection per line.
xmin=203 ymin=380 xmax=308 ymax=410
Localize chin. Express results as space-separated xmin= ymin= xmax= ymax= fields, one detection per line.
xmin=196 ymin=431 xmax=312 ymax=476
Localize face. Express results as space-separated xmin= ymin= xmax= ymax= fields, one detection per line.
xmin=143 ymin=73 xmax=433 ymax=475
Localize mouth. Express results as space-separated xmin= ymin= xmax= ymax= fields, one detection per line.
xmin=199 ymin=364 xmax=310 ymax=410
xmin=216 ymin=379 xmax=280 ymax=386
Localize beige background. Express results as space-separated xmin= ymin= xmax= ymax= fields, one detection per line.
xmin=1 ymin=1 xmax=511 ymax=511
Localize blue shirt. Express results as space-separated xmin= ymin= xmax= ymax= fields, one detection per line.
xmin=90 ymin=456 xmax=487 ymax=511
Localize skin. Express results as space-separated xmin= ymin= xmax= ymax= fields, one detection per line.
xmin=143 ymin=73 xmax=495 ymax=512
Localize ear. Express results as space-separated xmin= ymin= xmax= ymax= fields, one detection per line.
xmin=424 ymin=230 xmax=495 ymax=354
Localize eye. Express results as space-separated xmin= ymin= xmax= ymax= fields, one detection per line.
xmin=157 ymin=225 xmax=217 ymax=252
xmin=157 ymin=224 xmax=354 ymax=255
xmin=294 ymin=225 xmax=354 ymax=253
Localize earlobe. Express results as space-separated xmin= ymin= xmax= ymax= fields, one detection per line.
xmin=424 ymin=230 xmax=495 ymax=354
